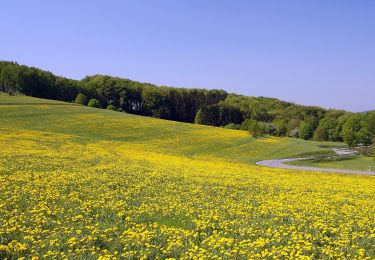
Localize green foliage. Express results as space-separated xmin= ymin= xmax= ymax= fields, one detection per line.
xmin=356 ymin=128 xmax=373 ymax=146
xmin=363 ymin=112 xmax=375 ymax=133
xmin=342 ymin=115 xmax=362 ymax=147
xmin=81 ymin=75 xmax=228 ymax=122
xmin=341 ymin=115 xmax=374 ymax=148
xmin=106 ymin=104 xmax=116 ymax=110
xmin=194 ymin=104 xmax=243 ymax=126
xmin=194 ymin=109 xmax=202 ymax=124
xmin=242 ymin=119 xmax=266 ymax=138
xmin=267 ymin=123 xmax=277 ymax=135
xmin=343 ymin=129 xmax=357 ymax=147
xmin=273 ymin=119 xmax=288 ymax=136
xmin=287 ymin=118 xmax=301 ymax=135
xmin=240 ymin=119 xmax=252 ymax=131
xmin=194 ymin=105 xmax=219 ymax=126
xmin=1 ymin=64 xmax=21 ymax=94
xmin=88 ymin=99 xmax=101 ymax=108
xmin=299 ymin=122 xmax=313 ymax=140
xmin=336 ymin=113 xmax=352 ymax=140
xmin=0 ymin=61 xmax=81 ymax=102
xmin=288 ymin=128 xmax=299 ymax=138
xmin=303 ymin=116 xmax=319 ymax=130
xmin=223 ymin=123 xmax=241 ymax=130
xmin=248 ymin=120 xmax=262 ymax=138
xmin=141 ymin=86 xmax=168 ymax=117
xmin=313 ymin=126 xmax=327 ymax=141
xmin=317 ymin=116 xmax=340 ymax=141
xmin=74 ymin=93 xmax=88 ymax=105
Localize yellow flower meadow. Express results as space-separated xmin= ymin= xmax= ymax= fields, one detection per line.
xmin=0 ymin=99 xmax=374 ymax=259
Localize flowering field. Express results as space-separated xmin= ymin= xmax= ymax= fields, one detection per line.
xmin=0 ymin=96 xmax=374 ymax=259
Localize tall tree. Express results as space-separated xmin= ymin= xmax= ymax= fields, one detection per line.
xmin=299 ymin=122 xmax=314 ymax=140
xmin=342 ymin=115 xmax=362 ymax=147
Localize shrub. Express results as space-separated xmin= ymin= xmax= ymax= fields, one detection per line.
xmin=273 ymin=119 xmax=288 ymax=136
xmin=242 ymin=119 xmax=266 ymax=138
xmin=299 ymin=122 xmax=313 ymax=140
xmin=74 ymin=93 xmax=88 ymax=105
xmin=224 ymin=123 xmax=241 ymax=130
xmin=267 ymin=124 xmax=277 ymax=135
xmin=313 ymin=126 xmax=327 ymax=141
xmin=356 ymin=128 xmax=373 ymax=146
xmin=342 ymin=115 xmax=362 ymax=147
xmin=87 ymin=99 xmax=101 ymax=108
xmin=288 ymin=128 xmax=299 ymax=138
xmin=106 ymin=105 xmax=116 ymax=111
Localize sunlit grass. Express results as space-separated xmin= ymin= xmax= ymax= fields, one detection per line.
xmin=289 ymin=154 xmax=375 ymax=172
xmin=0 ymin=95 xmax=374 ymax=259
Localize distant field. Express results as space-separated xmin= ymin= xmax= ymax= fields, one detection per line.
xmin=0 ymin=94 xmax=374 ymax=259
xmin=289 ymin=154 xmax=375 ymax=172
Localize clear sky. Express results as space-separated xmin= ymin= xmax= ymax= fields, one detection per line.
xmin=1 ymin=0 xmax=374 ymax=112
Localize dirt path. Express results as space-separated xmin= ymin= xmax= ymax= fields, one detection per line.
xmin=256 ymin=149 xmax=375 ymax=176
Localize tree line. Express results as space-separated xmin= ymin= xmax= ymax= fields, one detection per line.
xmin=1 ymin=61 xmax=374 ymax=152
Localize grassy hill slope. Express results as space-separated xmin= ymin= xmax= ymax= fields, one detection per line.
xmin=0 ymin=93 xmax=340 ymax=164
xmin=0 ymin=94 xmax=374 ymax=259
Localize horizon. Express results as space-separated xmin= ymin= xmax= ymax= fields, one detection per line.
xmin=1 ymin=1 xmax=374 ymax=112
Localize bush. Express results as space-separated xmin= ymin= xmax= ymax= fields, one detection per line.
xmin=267 ymin=124 xmax=277 ymax=135
xmin=299 ymin=122 xmax=313 ymax=140
xmin=194 ymin=109 xmax=203 ymax=124
xmin=273 ymin=119 xmax=287 ymax=136
xmin=356 ymin=128 xmax=373 ymax=146
xmin=342 ymin=115 xmax=362 ymax=147
xmin=224 ymin=123 xmax=241 ymax=130
xmin=240 ymin=119 xmax=252 ymax=131
xmin=74 ymin=93 xmax=88 ymax=105
xmin=87 ymin=99 xmax=101 ymax=108
xmin=242 ymin=119 xmax=266 ymax=138
xmin=106 ymin=105 xmax=116 ymax=110
xmin=313 ymin=126 xmax=327 ymax=141
xmin=288 ymin=128 xmax=299 ymax=138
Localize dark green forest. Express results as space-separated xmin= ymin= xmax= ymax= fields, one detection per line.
xmin=1 ymin=61 xmax=374 ymax=150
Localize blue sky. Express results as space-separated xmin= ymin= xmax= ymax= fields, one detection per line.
xmin=1 ymin=0 xmax=374 ymax=112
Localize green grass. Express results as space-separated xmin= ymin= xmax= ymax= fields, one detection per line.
xmin=289 ymin=154 xmax=375 ymax=172
xmin=1 ymin=94 xmax=375 ymax=259
xmin=0 ymin=94 xmax=344 ymax=165
xmin=290 ymin=150 xmax=337 ymax=158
